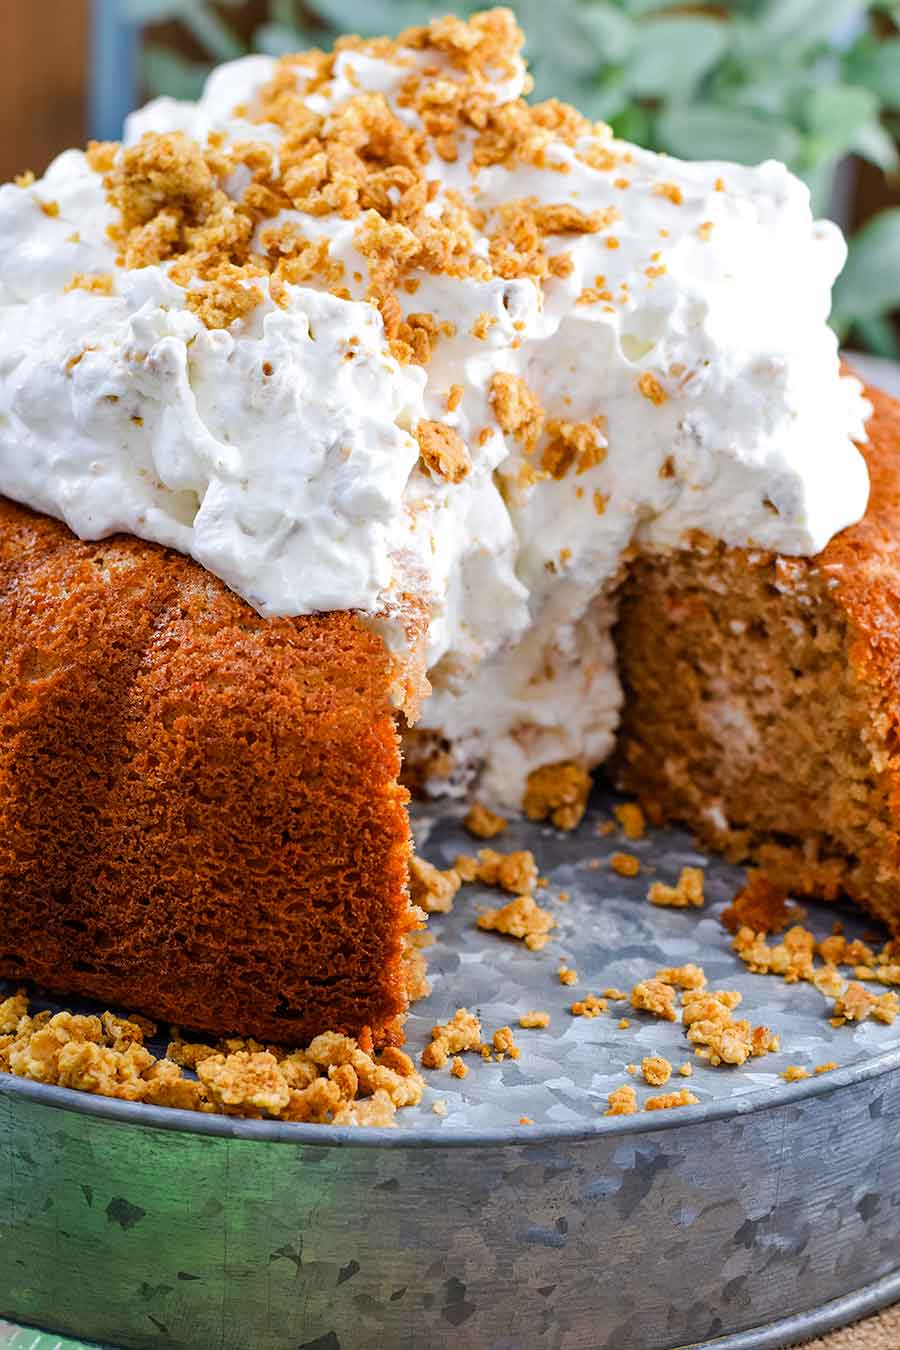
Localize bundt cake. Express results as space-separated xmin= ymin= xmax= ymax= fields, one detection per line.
xmin=0 ymin=9 xmax=891 ymax=1043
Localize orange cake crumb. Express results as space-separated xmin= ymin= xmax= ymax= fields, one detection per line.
xmin=421 ymin=1007 xmax=483 ymax=1069
xmin=630 ymin=978 xmax=678 ymax=1022
xmin=610 ymin=851 xmax=641 ymax=877
xmin=558 ymin=964 xmax=578 ymax=986
xmin=832 ymin=983 xmax=899 ymax=1025
xmin=648 ymin=867 xmax=705 ymax=909
xmin=782 ymin=1065 xmax=810 ymax=1082
xmin=409 ymin=854 xmax=461 ymax=914
xmin=655 ymin=963 xmax=707 ymax=991
xmin=450 ymin=1056 xmax=468 ymax=1079
xmin=415 ymin=419 xmax=471 ymax=483
xmin=571 ymin=994 xmax=608 ymax=1018
xmin=678 ymin=1062 xmax=693 ymax=1078
xmin=456 ymin=847 xmax=538 ymax=894
xmin=816 ymin=1062 xmax=838 ymax=1074
xmin=614 ymin=801 xmax=645 ymax=839
xmin=519 ymin=1010 xmax=551 ymax=1028
xmin=492 ymin=1026 xmax=520 ymax=1059
xmin=477 ymin=893 xmax=556 ymax=950
xmin=641 ymin=1055 xmax=672 ymax=1087
xmin=645 ymin=1088 xmax=698 ymax=1111
xmin=464 ymin=802 xmax=508 ymax=839
xmin=605 ymin=1084 xmax=638 ymax=1116
xmin=523 ymin=760 xmax=592 ymax=831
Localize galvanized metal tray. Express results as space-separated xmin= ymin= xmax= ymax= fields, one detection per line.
xmin=4 ymin=792 xmax=900 ymax=1350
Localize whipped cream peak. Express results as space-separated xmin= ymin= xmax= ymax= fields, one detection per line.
xmin=0 ymin=7 xmax=870 ymax=804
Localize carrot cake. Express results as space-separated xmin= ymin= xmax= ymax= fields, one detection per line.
xmin=0 ymin=8 xmax=886 ymax=1042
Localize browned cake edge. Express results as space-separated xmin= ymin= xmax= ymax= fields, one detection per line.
xmin=0 ymin=497 xmax=424 ymax=1047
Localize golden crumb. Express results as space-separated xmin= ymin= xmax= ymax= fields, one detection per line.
xmin=492 ymin=1026 xmax=520 ymax=1059
xmin=630 ymin=978 xmax=678 ymax=1022
xmin=610 ymin=851 xmax=641 ymax=877
xmin=446 ymin=382 xmax=464 ymax=412
xmin=782 ymin=1065 xmax=810 ymax=1083
xmin=571 ymin=994 xmax=608 ymax=1019
xmin=641 ymin=1055 xmax=672 ymax=1087
xmin=471 ymin=311 xmax=497 ymax=339
xmin=459 ymin=847 xmax=538 ymax=894
xmin=678 ymin=1062 xmax=693 ymax=1078
xmin=558 ymin=964 xmax=578 ymax=986
xmin=698 ymin=221 xmax=714 ymax=241
xmin=519 ymin=1116 xmax=534 ymax=1125
xmin=618 ymin=1018 xmax=630 ymax=1030
xmin=523 ymin=760 xmax=592 ymax=831
xmin=652 ymin=182 xmax=684 ymax=206
xmin=605 ymin=1084 xmax=638 ymax=1116
xmin=732 ymin=924 xmax=816 ymax=983
xmin=477 ymin=893 xmax=555 ymax=950
xmin=432 ymin=1099 xmax=448 ymax=1116
xmin=637 ymin=372 xmax=667 ymax=406
xmin=421 ymin=1007 xmax=483 ymax=1070
xmin=645 ymin=1088 xmax=698 ymax=1111
xmin=63 ymin=272 xmax=115 ymax=295
xmin=415 ymin=419 xmax=471 ymax=483
xmin=655 ymin=963 xmax=707 ymax=991
xmin=489 ymin=371 xmax=544 ymax=453
xmin=464 ymin=802 xmax=508 ymax=839
xmin=519 ymin=1010 xmax=551 ymax=1029
xmin=14 ymin=169 xmax=35 ymax=187
xmin=832 ymin=983 xmax=899 ymax=1025
xmin=450 ymin=1056 xmax=468 ymax=1079
xmin=409 ymin=854 xmax=461 ymax=914
xmin=614 ymin=801 xmax=645 ymax=839
xmin=815 ymin=1062 xmax=838 ymax=1074
xmin=603 ymin=988 xmax=628 ymax=1001
xmin=539 ymin=418 xmax=606 ymax=480
xmin=1 ymin=994 xmax=422 ymax=1126
xmin=38 ymin=198 xmax=60 ymax=217
xmin=648 ymin=867 xmax=705 ymax=909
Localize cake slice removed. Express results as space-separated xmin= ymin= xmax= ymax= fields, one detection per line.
xmin=0 ymin=498 xmax=425 ymax=1046
xmin=615 ymin=384 xmax=900 ymax=931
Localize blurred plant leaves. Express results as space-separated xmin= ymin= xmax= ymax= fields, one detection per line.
xmin=622 ymin=17 xmax=728 ymax=98
xmin=657 ymin=104 xmax=801 ymax=165
xmin=834 ymin=208 xmax=900 ymax=328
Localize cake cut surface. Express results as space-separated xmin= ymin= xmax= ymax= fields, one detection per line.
xmin=616 ymin=384 xmax=900 ymax=932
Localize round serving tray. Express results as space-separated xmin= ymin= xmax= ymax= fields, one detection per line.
xmin=5 ymin=793 xmax=900 ymax=1350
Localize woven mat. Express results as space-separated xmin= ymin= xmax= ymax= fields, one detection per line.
xmin=801 ymin=1304 xmax=900 ymax=1348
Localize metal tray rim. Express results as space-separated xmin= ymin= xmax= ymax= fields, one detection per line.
xmin=6 ymin=1034 xmax=900 ymax=1149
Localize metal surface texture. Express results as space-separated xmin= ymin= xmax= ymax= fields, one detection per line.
xmin=4 ymin=792 xmax=900 ymax=1350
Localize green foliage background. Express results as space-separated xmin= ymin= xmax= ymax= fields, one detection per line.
xmin=123 ymin=0 xmax=900 ymax=355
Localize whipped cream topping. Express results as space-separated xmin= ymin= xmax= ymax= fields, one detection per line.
xmin=0 ymin=10 xmax=870 ymax=806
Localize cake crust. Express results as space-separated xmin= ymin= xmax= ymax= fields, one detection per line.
xmin=0 ymin=498 xmax=420 ymax=1045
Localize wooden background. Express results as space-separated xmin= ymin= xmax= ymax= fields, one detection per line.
xmin=0 ymin=2 xmax=91 ymax=182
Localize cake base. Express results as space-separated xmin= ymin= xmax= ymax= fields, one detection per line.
xmin=4 ymin=794 xmax=900 ymax=1350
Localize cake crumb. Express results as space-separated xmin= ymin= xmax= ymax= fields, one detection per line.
xmin=605 ymin=1084 xmax=637 ymax=1116
xmin=558 ymin=965 xmax=578 ymax=986
xmin=655 ymin=963 xmax=707 ymax=991
xmin=519 ymin=1116 xmax=534 ymax=1125
xmin=618 ymin=1018 xmax=630 ymax=1030
xmin=641 ymin=1055 xmax=672 ymax=1087
xmin=519 ymin=1010 xmax=551 ymax=1029
xmin=432 ymin=1099 xmax=448 ymax=1116
xmin=630 ymin=978 xmax=678 ymax=1022
xmin=832 ymin=983 xmax=899 ymax=1025
xmin=782 ymin=1065 xmax=810 ymax=1082
xmin=492 ymin=1026 xmax=520 ymax=1059
xmin=571 ymin=994 xmax=608 ymax=1019
xmin=464 ymin=802 xmax=508 ymax=839
xmin=458 ymin=847 xmax=538 ymax=895
xmin=614 ymin=801 xmax=645 ymax=839
xmin=645 ymin=1088 xmax=698 ymax=1111
xmin=815 ymin=1062 xmax=838 ymax=1074
xmin=523 ymin=760 xmax=592 ymax=831
xmin=648 ymin=867 xmax=705 ymax=909
xmin=409 ymin=854 xmax=461 ymax=914
xmin=610 ymin=851 xmax=641 ymax=877
xmin=421 ymin=1007 xmax=483 ymax=1069
xmin=415 ymin=419 xmax=471 ymax=483
xmin=477 ymin=893 xmax=555 ymax=950
xmin=720 ymin=872 xmax=803 ymax=935
xmin=678 ymin=1063 xmax=693 ymax=1078
xmin=603 ymin=988 xmax=628 ymax=1001
xmin=450 ymin=1056 xmax=468 ymax=1079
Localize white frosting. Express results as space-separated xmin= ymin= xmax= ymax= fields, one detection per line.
xmin=0 ymin=34 xmax=871 ymax=806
